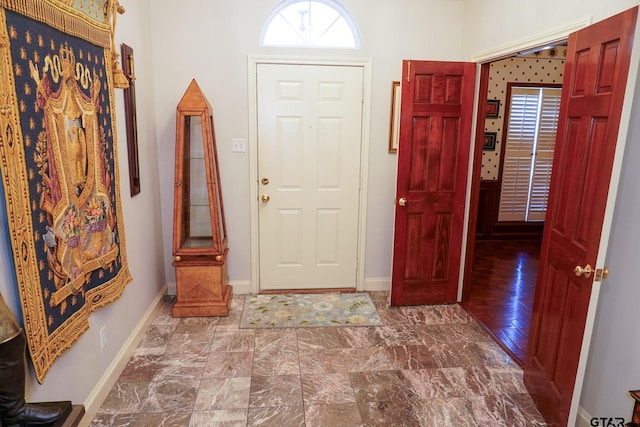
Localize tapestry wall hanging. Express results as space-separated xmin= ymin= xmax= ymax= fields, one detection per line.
xmin=0 ymin=0 xmax=131 ymax=382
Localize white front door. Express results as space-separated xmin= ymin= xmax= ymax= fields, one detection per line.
xmin=256 ymin=63 xmax=364 ymax=290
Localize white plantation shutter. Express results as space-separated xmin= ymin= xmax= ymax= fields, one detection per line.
xmin=498 ymin=87 xmax=561 ymax=222
xmin=498 ymin=88 xmax=539 ymax=221
xmin=528 ymin=88 xmax=561 ymax=220
xmin=500 ymin=155 xmax=533 ymax=218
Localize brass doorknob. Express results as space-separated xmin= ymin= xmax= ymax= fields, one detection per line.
xmin=261 ymin=194 xmax=270 ymax=202
xmin=398 ymin=197 xmax=407 ymax=207
xmin=574 ymin=264 xmax=594 ymax=278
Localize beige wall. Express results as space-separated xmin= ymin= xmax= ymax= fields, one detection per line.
xmin=461 ymin=0 xmax=640 ymax=59
xmin=148 ymin=0 xmax=467 ymax=293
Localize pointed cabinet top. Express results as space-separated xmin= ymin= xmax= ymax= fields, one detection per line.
xmin=177 ymin=79 xmax=213 ymax=113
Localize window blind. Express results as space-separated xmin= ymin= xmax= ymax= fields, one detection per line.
xmin=498 ymin=87 xmax=562 ymax=222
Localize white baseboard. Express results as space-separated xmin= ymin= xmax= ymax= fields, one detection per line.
xmin=363 ymin=277 xmax=390 ymax=291
xmin=167 ymin=281 xmax=176 ymax=296
xmin=229 ymin=280 xmax=251 ymax=295
xmin=80 ymin=284 xmax=168 ymax=425
xmin=576 ymin=406 xmax=592 ymax=427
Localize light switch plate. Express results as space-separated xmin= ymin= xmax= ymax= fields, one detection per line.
xmin=232 ymin=138 xmax=247 ymax=153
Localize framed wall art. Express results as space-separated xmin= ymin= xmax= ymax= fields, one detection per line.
xmin=388 ymin=81 xmax=401 ymax=152
xmin=486 ymin=99 xmax=500 ymax=118
xmin=483 ymin=132 xmax=497 ymax=151
xmin=121 ymin=43 xmax=140 ymax=196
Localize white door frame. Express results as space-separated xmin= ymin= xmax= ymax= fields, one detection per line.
xmin=248 ymin=55 xmax=372 ymax=294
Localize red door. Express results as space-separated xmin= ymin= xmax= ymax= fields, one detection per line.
xmin=391 ymin=61 xmax=476 ymax=306
xmin=524 ymin=7 xmax=638 ymax=426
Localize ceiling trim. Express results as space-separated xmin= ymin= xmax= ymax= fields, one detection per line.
xmin=472 ymin=18 xmax=592 ymax=63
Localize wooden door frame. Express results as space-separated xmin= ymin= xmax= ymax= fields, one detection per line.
xmin=460 ymin=14 xmax=640 ymax=425
xmin=247 ymin=55 xmax=373 ymax=294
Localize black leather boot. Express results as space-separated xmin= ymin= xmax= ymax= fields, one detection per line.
xmin=0 ymin=332 xmax=62 ymax=426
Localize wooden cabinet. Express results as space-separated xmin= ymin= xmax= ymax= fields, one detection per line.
xmin=172 ymin=79 xmax=231 ymax=317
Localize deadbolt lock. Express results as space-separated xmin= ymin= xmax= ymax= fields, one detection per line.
xmin=261 ymin=178 xmax=269 ymax=185
xmin=595 ymin=267 xmax=609 ymax=281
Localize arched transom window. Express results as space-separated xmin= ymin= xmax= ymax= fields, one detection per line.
xmin=261 ymin=0 xmax=361 ymax=48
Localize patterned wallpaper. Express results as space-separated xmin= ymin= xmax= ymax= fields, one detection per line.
xmin=482 ymin=51 xmax=566 ymax=180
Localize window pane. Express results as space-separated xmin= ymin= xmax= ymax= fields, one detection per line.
xmin=315 ymin=18 xmax=355 ymax=47
xmin=261 ymin=0 xmax=360 ymax=48
xmin=263 ymin=14 xmax=305 ymax=46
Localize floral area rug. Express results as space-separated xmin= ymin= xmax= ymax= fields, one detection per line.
xmin=239 ymin=293 xmax=383 ymax=328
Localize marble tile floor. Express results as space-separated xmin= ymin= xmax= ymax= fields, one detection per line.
xmin=91 ymin=292 xmax=547 ymax=427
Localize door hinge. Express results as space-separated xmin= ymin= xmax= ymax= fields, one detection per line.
xmin=595 ymin=267 xmax=609 ymax=281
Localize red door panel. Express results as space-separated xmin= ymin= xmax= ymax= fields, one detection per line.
xmin=391 ymin=61 xmax=476 ymax=306
xmin=524 ymin=7 xmax=638 ymax=426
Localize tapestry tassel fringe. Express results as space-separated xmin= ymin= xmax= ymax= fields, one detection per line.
xmin=0 ymin=0 xmax=111 ymax=47
xmin=110 ymin=1 xmax=129 ymax=89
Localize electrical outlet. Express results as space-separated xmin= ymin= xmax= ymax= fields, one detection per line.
xmin=99 ymin=325 xmax=107 ymax=349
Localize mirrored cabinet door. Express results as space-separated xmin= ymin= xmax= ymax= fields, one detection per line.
xmin=172 ymin=79 xmax=231 ymax=317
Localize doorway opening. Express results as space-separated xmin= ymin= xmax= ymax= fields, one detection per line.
xmin=462 ymin=47 xmax=566 ymax=366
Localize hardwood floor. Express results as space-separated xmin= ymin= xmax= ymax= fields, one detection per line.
xmin=461 ymin=239 xmax=540 ymax=367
